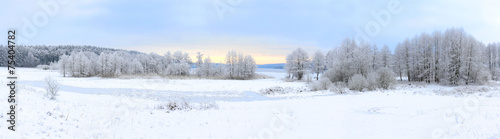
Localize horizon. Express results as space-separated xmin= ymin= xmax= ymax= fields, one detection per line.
xmin=2 ymin=0 xmax=500 ymax=64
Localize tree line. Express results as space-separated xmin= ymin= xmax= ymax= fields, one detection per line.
xmin=0 ymin=45 xmax=129 ymax=67
xmin=56 ymin=50 xmax=257 ymax=79
xmin=286 ymin=28 xmax=496 ymax=87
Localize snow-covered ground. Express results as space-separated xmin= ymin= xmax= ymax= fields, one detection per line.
xmin=1 ymin=68 xmax=500 ymax=138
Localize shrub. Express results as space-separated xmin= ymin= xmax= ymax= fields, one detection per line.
xmin=376 ymin=67 xmax=396 ymax=89
xmin=330 ymin=82 xmax=348 ymax=94
xmin=348 ymin=74 xmax=367 ymax=91
xmin=156 ymin=100 xmax=218 ymax=112
xmin=259 ymin=86 xmax=308 ymax=95
xmin=309 ymin=78 xmax=332 ymax=91
xmin=44 ymin=76 xmax=60 ymax=100
xmin=36 ymin=65 xmax=50 ymax=70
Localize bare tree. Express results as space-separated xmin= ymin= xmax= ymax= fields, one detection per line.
xmin=45 ymin=76 xmax=60 ymax=100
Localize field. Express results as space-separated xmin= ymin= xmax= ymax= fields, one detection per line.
xmin=1 ymin=68 xmax=500 ymax=138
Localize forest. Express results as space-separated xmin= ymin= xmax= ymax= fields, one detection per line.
xmin=285 ymin=28 xmax=500 ymax=87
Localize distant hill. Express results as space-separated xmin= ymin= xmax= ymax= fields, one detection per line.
xmin=257 ymin=63 xmax=285 ymax=69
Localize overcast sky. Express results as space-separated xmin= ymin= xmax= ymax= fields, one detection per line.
xmin=2 ymin=0 xmax=500 ymax=64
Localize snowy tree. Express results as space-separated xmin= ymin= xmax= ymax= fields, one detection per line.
xmin=166 ymin=51 xmax=191 ymax=76
xmin=285 ymin=48 xmax=310 ymax=80
xmin=486 ymin=43 xmax=500 ymax=80
xmin=380 ymin=45 xmax=392 ymax=68
xmin=311 ymin=51 xmax=325 ymax=80
xmin=98 ymin=52 xmax=113 ymax=77
xmin=323 ymin=38 xmax=355 ymax=83
xmin=391 ymin=27 xmax=491 ymax=85
xmin=243 ymin=55 xmax=257 ymax=78
xmin=58 ymin=54 xmax=70 ymax=77
xmin=225 ymin=50 xmax=238 ymax=79
xmin=202 ymin=56 xmax=215 ymax=76
xmin=393 ymin=43 xmax=405 ymax=81
xmin=225 ymin=50 xmax=256 ymax=79
xmin=26 ymin=51 xmax=40 ymax=67
xmin=195 ymin=52 xmax=204 ymax=77
xmin=44 ymin=76 xmax=60 ymax=100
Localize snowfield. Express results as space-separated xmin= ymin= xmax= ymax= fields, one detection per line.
xmin=1 ymin=68 xmax=500 ymax=138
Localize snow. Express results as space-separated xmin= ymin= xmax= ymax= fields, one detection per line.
xmin=1 ymin=67 xmax=500 ymax=138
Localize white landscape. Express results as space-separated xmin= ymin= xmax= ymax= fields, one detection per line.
xmin=1 ymin=67 xmax=500 ymax=138
xmin=3 ymin=0 xmax=500 ymax=138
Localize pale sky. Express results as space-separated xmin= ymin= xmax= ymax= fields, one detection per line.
xmin=2 ymin=0 xmax=500 ymax=64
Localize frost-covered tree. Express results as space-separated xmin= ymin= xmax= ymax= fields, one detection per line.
xmin=58 ymin=54 xmax=70 ymax=77
xmin=202 ymin=56 xmax=215 ymax=76
xmin=486 ymin=43 xmax=500 ymax=80
xmin=243 ymin=55 xmax=257 ymax=78
xmin=195 ymin=52 xmax=204 ymax=77
xmin=393 ymin=43 xmax=405 ymax=81
xmin=311 ymin=51 xmax=325 ymax=80
xmin=225 ymin=50 xmax=238 ymax=78
xmin=166 ymin=51 xmax=191 ymax=76
xmin=225 ymin=50 xmax=256 ymax=79
xmin=285 ymin=48 xmax=310 ymax=80
xmin=380 ymin=45 xmax=392 ymax=68
xmin=392 ymin=27 xmax=490 ymax=85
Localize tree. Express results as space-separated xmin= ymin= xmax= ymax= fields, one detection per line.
xmin=311 ymin=51 xmax=325 ymax=80
xmin=243 ymin=55 xmax=257 ymax=78
xmin=390 ymin=27 xmax=491 ymax=85
xmin=380 ymin=45 xmax=392 ymax=68
xmin=58 ymin=54 xmax=70 ymax=77
xmin=225 ymin=51 xmax=256 ymax=79
xmin=225 ymin=50 xmax=238 ymax=79
xmin=285 ymin=48 xmax=310 ymax=80
xmin=44 ymin=76 xmax=60 ymax=100
xmin=195 ymin=52 xmax=204 ymax=77
xmin=202 ymin=56 xmax=215 ymax=76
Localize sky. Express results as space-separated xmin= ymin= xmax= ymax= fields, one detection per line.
xmin=1 ymin=0 xmax=500 ymax=64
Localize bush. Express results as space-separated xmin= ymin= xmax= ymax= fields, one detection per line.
xmin=376 ymin=67 xmax=396 ymax=89
xmin=259 ymin=86 xmax=308 ymax=95
xmin=36 ymin=65 xmax=50 ymax=70
xmin=330 ymin=82 xmax=348 ymax=94
xmin=156 ymin=100 xmax=218 ymax=112
xmin=309 ymin=78 xmax=332 ymax=91
xmin=44 ymin=76 xmax=60 ymax=100
xmin=348 ymin=74 xmax=367 ymax=91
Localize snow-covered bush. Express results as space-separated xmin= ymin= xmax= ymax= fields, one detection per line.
xmin=156 ymin=100 xmax=218 ymax=112
xmin=472 ymin=67 xmax=492 ymax=85
xmin=309 ymin=78 xmax=332 ymax=91
xmin=376 ymin=67 xmax=396 ymax=89
xmin=49 ymin=62 xmax=59 ymax=70
xmin=348 ymin=74 xmax=367 ymax=91
xmin=44 ymin=76 xmax=60 ymax=100
xmin=330 ymin=82 xmax=348 ymax=94
xmin=259 ymin=86 xmax=308 ymax=95
xmin=260 ymin=86 xmax=286 ymax=95
xmin=36 ymin=65 xmax=50 ymax=70
xmin=322 ymin=66 xmax=351 ymax=83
